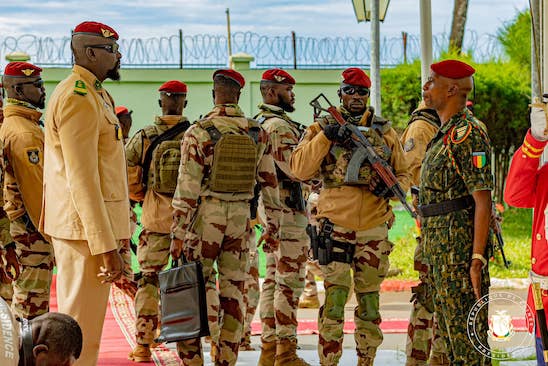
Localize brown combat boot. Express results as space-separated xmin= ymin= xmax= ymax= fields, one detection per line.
xmin=429 ymin=352 xmax=450 ymax=366
xmin=258 ymin=341 xmax=276 ymax=366
xmin=274 ymin=339 xmax=311 ymax=366
xmin=357 ymin=356 xmax=374 ymax=366
xmin=128 ymin=344 xmax=152 ymax=362
xmin=299 ymin=295 xmax=320 ymax=309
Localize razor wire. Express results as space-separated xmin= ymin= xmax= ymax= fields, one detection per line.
xmin=0 ymin=31 xmax=504 ymax=69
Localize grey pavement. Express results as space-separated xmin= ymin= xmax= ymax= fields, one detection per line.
xmin=170 ymin=286 xmax=537 ymax=365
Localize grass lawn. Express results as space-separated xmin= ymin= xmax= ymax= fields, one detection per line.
xmin=131 ymin=206 xmax=533 ymax=280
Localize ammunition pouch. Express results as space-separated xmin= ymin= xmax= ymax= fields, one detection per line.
xmin=282 ymin=180 xmax=306 ymax=211
xmin=418 ymin=195 xmax=474 ymax=217
xmin=307 ymin=220 xmax=355 ymax=265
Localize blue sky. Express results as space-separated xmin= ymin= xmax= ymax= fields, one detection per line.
xmin=0 ymin=0 xmax=529 ymax=39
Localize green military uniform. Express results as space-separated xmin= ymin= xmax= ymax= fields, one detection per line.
xmin=419 ymin=108 xmax=492 ymax=366
xmin=172 ymin=104 xmax=281 ymax=366
xmin=257 ymin=103 xmax=309 ymax=346
xmin=291 ymin=106 xmax=410 ymax=366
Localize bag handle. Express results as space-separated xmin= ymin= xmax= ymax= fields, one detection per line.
xmin=171 ymin=252 xmax=189 ymax=268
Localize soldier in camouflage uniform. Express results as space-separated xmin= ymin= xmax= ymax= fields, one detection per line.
xmin=419 ymin=60 xmax=492 ymax=366
xmin=401 ymin=103 xmax=449 ymax=366
xmin=300 ymin=187 xmax=322 ymax=309
xmin=171 ymin=69 xmax=282 ymax=366
xmin=0 ymin=62 xmax=54 ymax=320
xmin=126 ymin=80 xmax=191 ymax=362
xmin=255 ymin=69 xmax=310 ymax=366
xmin=290 ymin=67 xmax=410 ymax=366
xmin=0 ymin=81 xmax=17 ymax=305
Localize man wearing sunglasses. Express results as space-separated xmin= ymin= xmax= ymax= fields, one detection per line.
xmin=0 ymin=62 xmax=54 ymax=322
xmin=41 ymin=21 xmax=129 ymax=366
xmin=290 ymin=67 xmax=410 ymax=366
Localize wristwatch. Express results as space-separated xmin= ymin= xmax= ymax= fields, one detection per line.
xmin=471 ymin=253 xmax=488 ymax=269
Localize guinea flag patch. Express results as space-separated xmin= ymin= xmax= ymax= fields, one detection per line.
xmin=472 ymin=152 xmax=487 ymax=168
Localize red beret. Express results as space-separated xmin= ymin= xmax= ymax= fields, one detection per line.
xmin=431 ymin=60 xmax=475 ymax=79
xmin=341 ymin=67 xmax=371 ymax=88
xmin=213 ymin=69 xmax=245 ymax=88
xmin=158 ymin=80 xmax=187 ymax=94
xmin=115 ymin=106 xmax=131 ymax=116
xmin=73 ymin=21 xmax=119 ymax=40
xmin=4 ymin=62 xmax=42 ymax=78
xmin=261 ymin=69 xmax=295 ymax=85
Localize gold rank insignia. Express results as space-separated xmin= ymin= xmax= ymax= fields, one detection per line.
xmin=74 ymin=80 xmax=87 ymax=95
xmin=101 ymin=28 xmax=114 ymax=38
xmin=21 ymin=69 xmax=35 ymax=76
xmin=94 ymin=80 xmax=102 ymax=90
xmin=274 ymin=75 xmax=285 ymax=82
xmin=115 ymin=125 xmax=123 ymax=140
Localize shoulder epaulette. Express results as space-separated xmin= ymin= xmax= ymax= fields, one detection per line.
xmin=73 ymin=80 xmax=87 ymax=96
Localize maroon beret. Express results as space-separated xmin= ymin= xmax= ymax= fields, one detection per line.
xmin=213 ymin=69 xmax=245 ymax=88
xmin=261 ymin=69 xmax=295 ymax=85
xmin=341 ymin=67 xmax=371 ymax=88
xmin=115 ymin=106 xmax=131 ymax=116
xmin=430 ymin=60 xmax=475 ymax=79
xmin=158 ymin=80 xmax=188 ymax=94
xmin=73 ymin=21 xmax=119 ymax=40
xmin=4 ymin=62 xmax=42 ymax=78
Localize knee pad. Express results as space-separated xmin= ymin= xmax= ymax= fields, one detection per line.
xmin=138 ymin=273 xmax=159 ymax=287
xmin=324 ymin=285 xmax=349 ymax=320
xmin=356 ymin=291 xmax=380 ymax=322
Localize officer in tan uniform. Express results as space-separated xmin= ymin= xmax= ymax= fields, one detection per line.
xmin=126 ymin=80 xmax=190 ymax=362
xmin=171 ymin=69 xmax=282 ymax=366
xmin=290 ymin=68 xmax=410 ymax=366
xmin=400 ymin=103 xmax=449 ymax=366
xmin=0 ymin=82 xmax=17 ymax=304
xmin=41 ymin=21 xmax=129 ymax=366
xmin=256 ymin=69 xmax=310 ymax=366
xmin=0 ymin=62 xmax=54 ymax=320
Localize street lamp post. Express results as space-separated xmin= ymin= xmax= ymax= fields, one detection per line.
xmin=351 ymin=0 xmax=390 ymax=115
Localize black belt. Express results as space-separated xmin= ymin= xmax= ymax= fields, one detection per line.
xmin=418 ymin=195 xmax=474 ymax=217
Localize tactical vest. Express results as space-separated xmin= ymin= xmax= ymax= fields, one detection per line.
xmin=197 ymin=118 xmax=260 ymax=194
xmin=317 ymin=110 xmax=392 ymax=188
xmin=141 ymin=123 xmax=188 ymax=194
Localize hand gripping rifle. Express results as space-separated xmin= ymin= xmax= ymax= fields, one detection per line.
xmin=309 ymin=93 xmax=416 ymax=218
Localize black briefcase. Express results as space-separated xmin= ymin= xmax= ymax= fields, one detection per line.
xmin=155 ymin=256 xmax=210 ymax=343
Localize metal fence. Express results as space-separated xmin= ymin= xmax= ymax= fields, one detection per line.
xmin=0 ymin=30 xmax=504 ymax=69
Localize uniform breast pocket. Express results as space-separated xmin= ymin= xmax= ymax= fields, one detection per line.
xmin=99 ymin=111 xmax=127 ymax=201
xmin=422 ymin=150 xmax=452 ymax=191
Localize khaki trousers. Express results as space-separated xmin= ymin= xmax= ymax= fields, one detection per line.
xmin=52 ymin=238 xmax=112 ymax=366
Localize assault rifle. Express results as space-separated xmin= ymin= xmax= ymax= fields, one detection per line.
xmin=491 ymin=203 xmax=509 ymax=268
xmin=309 ymin=94 xmax=416 ymax=218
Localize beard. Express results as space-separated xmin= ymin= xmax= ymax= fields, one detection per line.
xmin=106 ymin=62 xmax=121 ymax=81
xmin=279 ymin=99 xmax=295 ymax=113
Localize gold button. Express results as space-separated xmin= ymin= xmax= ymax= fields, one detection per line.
xmin=522 ymin=154 xmax=527 ymax=158
xmin=532 ymin=257 xmax=537 ymax=264
xmin=537 ymin=233 xmax=542 ymax=240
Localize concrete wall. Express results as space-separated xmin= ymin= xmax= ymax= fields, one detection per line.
xmin=41 ymin=67 xmax=368 ymax=136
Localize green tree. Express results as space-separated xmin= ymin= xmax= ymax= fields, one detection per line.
xmin=497 ymin=9 xmax=531 ymax=67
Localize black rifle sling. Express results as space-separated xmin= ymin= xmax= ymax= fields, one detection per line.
xmin=141 ymin=121 xmax=190 ymax=189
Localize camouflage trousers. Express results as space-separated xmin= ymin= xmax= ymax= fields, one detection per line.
xmin=405 ymin=237 xmax=447 ymax=366
xmin=0 ymin=215 xmax=13 ymax=303
xmin=318 ymin=223 xmax=393 ymax=366
xmin=10 ymin=215 xmax=54 ymax=319
xmin=430 ymin=263 xmax=491 ymax=366
xmin=259 ymin=208 xmax=308 ymax=342
xmin=241 ymin=227 xmax=260 ymax=346
xmin=302 ymin=260 xmax=322 ymax=298
xmin=177 ymin=198 xmax=249 ymax=366
xmin=134 ymin=230 xmax=170 ymax=345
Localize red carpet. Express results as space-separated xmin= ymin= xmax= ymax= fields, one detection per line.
xmin=49 ymin=276 xmax=179 ymax=365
